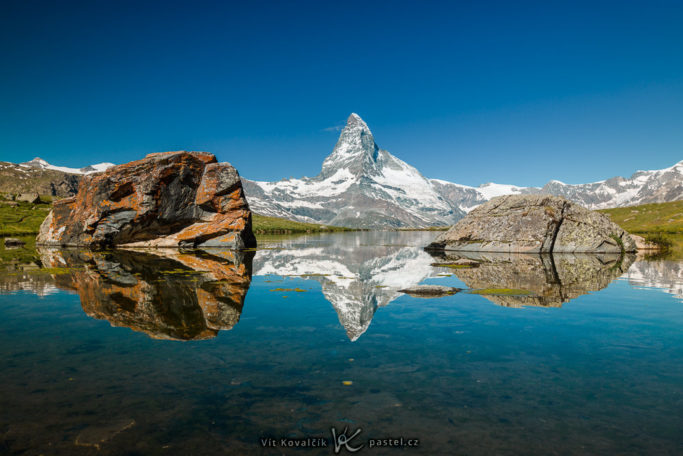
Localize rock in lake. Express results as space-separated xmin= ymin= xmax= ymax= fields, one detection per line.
xmin=37 ymin=151 xmax=256 ymax=249
xmin=398 ymin=285 xmax=462 ymax=298
xmin=426 ymin=194 xmax=636 ymax=254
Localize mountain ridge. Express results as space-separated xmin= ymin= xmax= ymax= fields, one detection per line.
xmin=244 ymin=113 xmax=683 ymax=227
xmin=1 ymin=114 xmax=681 ymax=227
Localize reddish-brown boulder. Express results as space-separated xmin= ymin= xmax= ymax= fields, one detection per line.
xmin=37 ymin=151 xmax=256 ymax=249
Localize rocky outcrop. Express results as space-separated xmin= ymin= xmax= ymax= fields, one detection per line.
xmin=426 ymin=195 xmax=636 ymax=253
xmin=36 ymin=151 xmax=256 ymax=249
xmin=39 ymin=248 xmax=253 ymax=340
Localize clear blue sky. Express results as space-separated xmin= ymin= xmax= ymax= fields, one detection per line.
xmin=2 ymin=0 xmax=682 ymax=187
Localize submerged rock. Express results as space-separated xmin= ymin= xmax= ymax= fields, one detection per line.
xmin=398 ymin=285 xmax=462 ymax=298
xmin=426 ymin=194 xmax=636 ymax=253
xmin=36 ymin=151 xmax=256 ymax=249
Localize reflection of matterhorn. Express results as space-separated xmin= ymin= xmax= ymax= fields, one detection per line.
xmin=253 ymin=232 xmax=439 ymax=340
xmin=623 ymin=260 xmax=683 ymax=301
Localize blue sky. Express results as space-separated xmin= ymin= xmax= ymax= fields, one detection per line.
xmin=2 ymin=0 xmax=682 ymax=187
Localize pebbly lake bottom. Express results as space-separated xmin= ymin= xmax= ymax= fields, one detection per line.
xmin=0 ymin=231 xmax=682 ymax=455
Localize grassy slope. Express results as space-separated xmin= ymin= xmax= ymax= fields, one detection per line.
xmin=598 ymin=200 xmax=683 ymax=234
xmin=252 ymin=214 xmax=353 ymax=234
xmin=599 ymin=200 xmax=683 ymax=256
xmin=0 ymin=201 xmax=51 ymax=236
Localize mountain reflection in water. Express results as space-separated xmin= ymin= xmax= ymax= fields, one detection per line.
xmin=38 ymin=248 xmax=253 ymax=340
xmin=0 ymin=232 xmax=680 ymax=342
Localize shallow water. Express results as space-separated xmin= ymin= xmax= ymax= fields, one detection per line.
xmin=1 ymin=231 xmax=683 ymax=455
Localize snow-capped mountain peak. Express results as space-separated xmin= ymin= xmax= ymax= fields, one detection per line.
xmin=321 ymin=113 xmax=380 ymax=178
xmin=242 ymin=113 xmax=464 ymax=228
xmin=20 ymin=157 xmax=115 ymax=174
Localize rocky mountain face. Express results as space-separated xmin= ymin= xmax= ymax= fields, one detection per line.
xmin=427 ymin=194 xmax=636 ymax=253
xmin=243 ymin=113 xmax=682 ymax=228
xmin=243 ymin=114 xmax=464 ymax=228
xmin=0 ymin=157 xmax=114 ymax=197
xmin=37 ymin=151 xmax=256 ymax=249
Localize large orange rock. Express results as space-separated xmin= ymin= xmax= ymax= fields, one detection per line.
xmin=37 ymin=151 xmax=256 ymax=249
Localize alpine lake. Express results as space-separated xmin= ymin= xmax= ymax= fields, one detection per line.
xmin=1 ymin=231 xmax=682 ymax=455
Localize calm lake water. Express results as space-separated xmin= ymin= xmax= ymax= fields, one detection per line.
xmin=1 ymin=231 xmax=682 ymax=455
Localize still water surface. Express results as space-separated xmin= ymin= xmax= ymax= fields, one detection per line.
xmin=1 ymin=231 xmax=682 ymax=455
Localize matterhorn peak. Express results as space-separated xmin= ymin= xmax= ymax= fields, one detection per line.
xmin=320 ymin=113 xmax=381 ymax=178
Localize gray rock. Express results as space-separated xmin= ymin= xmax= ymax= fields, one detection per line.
xmin=15 ymin=193 xmax=41 ymax=203
xmin=398 ymin=285 xmax=461 ymax=298
xmin=3 ymin=237 xmax=25 ymax=247
xmin=426 ymin=194 xmax=636 ymax=253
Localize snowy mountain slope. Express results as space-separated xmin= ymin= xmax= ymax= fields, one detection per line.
xmin=19 ymin=157 xmax=115 ymax=175
xmin=0 ymin=158 xmax=115 ymax=197
xmin=431 ymin=160 xmax=683 ymax=213
xmin=243 ymin=114 xmax=465 ymax=228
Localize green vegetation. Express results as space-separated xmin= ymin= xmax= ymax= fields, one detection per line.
xmin=0 ymin=201 xmax=51 ymax=236
xmin=599 ymin=200 xmax=683 ymax=256
xmin=469 ymin=288 xmax=532 ymax=296
xmin=252 ymin=214 xmax=355 ymax=234
xmin=599 ymin=200 xmax=683 ymax=233
xmin=609 ymin=234 xmax=625 ymax=254
xmin=0 ymin=235 xmax=40 ymax=265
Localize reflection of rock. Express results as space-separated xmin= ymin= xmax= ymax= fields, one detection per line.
xmin=4 ymin=237 xmax=25 ymax=247
xmin=427 ymin=195 xmax=636 ymax=253
xmin=624 ymin=260 xmax=683 ymax=301
xmin=39 ymin=248 xmax=253 ymax=340
xmin=37 ymin=151 xmax=256 ymax=249
xmin=428 ymin=251 xmax=635 ymax=307
xmin=254 ymin=231 xmax=440 ymax=340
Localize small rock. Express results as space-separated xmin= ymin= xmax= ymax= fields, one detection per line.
xmin=399 ymin=285 xmax=462 ymax=298
xmin=15 ymin=193 xmax=41 ymax=203
xmin=3 ymin=237 xmax=25 ymax=247
xmin=631 ymin=234 xmax=660 ymax=251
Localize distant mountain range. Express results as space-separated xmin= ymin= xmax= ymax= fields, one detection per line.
xmin=244 ymin=113 xmax=683 ymax=228
xmin=0 ymin=158 xmax=114 ymax=197
xmin=1 ymin=116 xmax=681 ymax=227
